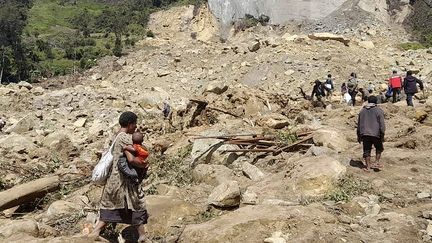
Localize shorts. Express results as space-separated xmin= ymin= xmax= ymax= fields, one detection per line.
xmin=362 ymin=136 xmax=384 ymax=158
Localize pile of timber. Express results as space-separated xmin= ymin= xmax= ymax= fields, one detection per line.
xmin=192 ymin=131 xmax=314 ymax=155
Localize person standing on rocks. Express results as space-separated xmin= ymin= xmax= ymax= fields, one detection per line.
xmin=389 ymin=70 xmax=403 ymax=103
xmin=403 ymin=70 xmax=424 ymax=107
xmin=347 ymin=73 xmax=359 ymax=106
xmin=357 ymin=96 xmax=385 ymax=172
xmin=324 ymin=74 xmax=334 ymax=98
xmin=311 ymin=79 xmax=326 ymax=101
xmin=90 ymin=111 xmax=150 ymax=242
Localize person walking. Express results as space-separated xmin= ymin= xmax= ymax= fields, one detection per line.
xmin=403 ymin=70 xmax=424 ymax=107
xmin=311 ymin=79 xmax=326 ymax=101
xmin=389 ymin=70 xmax=403 ymax=103
xmin=347 ymin=73 xmax=359 ymax=106
xmin=357 ymin=96 xmax=385 ymax=172
xmin=324 ymin=74 xmax=334 ymax=98
xmin=90 ymin=111 xmax=150 ymax=242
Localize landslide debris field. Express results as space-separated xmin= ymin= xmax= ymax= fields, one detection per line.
xmin=0 ymin=2 xmax=432 ymax=243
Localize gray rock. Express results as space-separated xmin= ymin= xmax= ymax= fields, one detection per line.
xmin=0 ymin=219 xmax=39 ymax=238
xmin=417 ymin=192 xmax=431 ymax=199
xmin=242 ymin=162 xmax=265 ymax=181
xmin=204 ymin=82 xmax=228 ymax=95
xmin=91 ymin=73 xmax=102 ymax=80
xmin=208 ymin=181 xmax=240 ymax=207
xmin=422 ymin=211 xmax=432 ymax=219
xmin=192 ymin=164 xmax=235 ymax=186
xmin=241 ymin=189 xmax=258 ymax=205
xmin=17 ymin=81 xmax=33 ymax=90
xmin=248 ymin=41 xmax=260 ymax=52
xmin=73 ymin=117 xmax=87 ymax=128
xmin=157 ymin=69 xmax=171 ymax=77
xmin=5 ymin=115 xmax=36 ymax=134
xmin=427 ymin=223 xmax=432 ymax=236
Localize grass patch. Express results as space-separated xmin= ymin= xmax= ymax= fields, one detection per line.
xmin=147 ymin=144 xmax=193 ymax=187
xmin=26 ymin=0 xmax=104 ymax=36
xmin=326 ymin=174 xmax=372 ymax=202
xmin=399 ymin=42 xmax=426 ymax=50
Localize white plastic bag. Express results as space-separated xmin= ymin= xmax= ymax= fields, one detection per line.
xmin=325 ymin=83 xmax=332 ymax=90
xmin=91 ymin=133 xmax=123 ymax=185
xmin=344 ymin=93 xmax=351 ymax=104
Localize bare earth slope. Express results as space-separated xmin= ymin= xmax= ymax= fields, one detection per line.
xmin=0 ymin=3 xmax=432 ymax=243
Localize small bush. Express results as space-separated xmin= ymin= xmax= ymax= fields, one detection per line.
xmin=146 ymin=30 xmax=155 ymax=38
xmin=399 ymin=42 xmax=425 ymax=50
xmin=326 ymin=174 xmax=372 ymax=202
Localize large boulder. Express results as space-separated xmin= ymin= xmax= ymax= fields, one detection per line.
xmin=290 ymin=155 xmax=346 ymax=197
xmin=0 ymin=134 xmax=36 ymax=154
xmin=179 ymin=205 xmax=335 ymax=243
xmin=204 ymin=81 xmax=228 ymax=95
xmin=208 ymin=181 xmax=241 ymax=207
xmin=137 ymin=87 xmax=170 ymax=109
xmin=46 ymin=200 xmax=82 ymax=220
xmin=247 ymin=155 xmax=345 ymax=202
xmin=192 ymin=164 xmax=235 ymax=186
xmin=0 ymin=219 xmax=39 ymax=238
xmin=190 ymin=129 xmax=240 ymax=166
xmin=308 ymin=33 xmax=350 ymax=46
xmin=5 ymin=115 xmax=36 ymax=134
xmin=313 ymin=129 xmax=349 ymax=152
xmin=242 ymin=162 xmax=265 ymax=181
xmin=257 ymin=113 xmax=290 ymax=129
xmin=145 ymin=196 xmax=199 ymax=236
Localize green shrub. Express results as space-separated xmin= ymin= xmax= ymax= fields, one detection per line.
xmin=399 ymin=42 xmax=425 ymax=50
xmin=146 ymin=30 xmax=155 ymax=38
xmin=326 ymin=174 xmax=372 ymax=202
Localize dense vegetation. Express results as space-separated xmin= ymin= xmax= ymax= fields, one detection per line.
xmin=0 ymin=0 xmax=205 ymax=83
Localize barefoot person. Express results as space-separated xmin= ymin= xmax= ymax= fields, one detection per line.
xmin=357 ymin=96 xmax=385 ymax=171
xmin=90 ymin=111 xmax=150 ymax=242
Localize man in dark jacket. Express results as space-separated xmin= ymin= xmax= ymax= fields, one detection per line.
xmin=311 ymin=79 xmax=326 ymax=101
xmin=357 ymin=96 xmax=385 ymax=172
xmin=403 ymin=70 xmax=424 ymax=107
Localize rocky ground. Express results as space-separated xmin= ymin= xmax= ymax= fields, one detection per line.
xmin=0 ymin=3 xmax=432 ymax=243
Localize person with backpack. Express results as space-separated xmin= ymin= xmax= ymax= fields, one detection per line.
xmin=403 ymin=70 xmax=424 ymax=107
xmin=311 ymin=79 xmax=326 ymax=101
xmin=388 ymin=70 xmax=403 ymax=103
xmin=324 ymin=74 xmax=334 ymax=98
xmin=347 ymin=72 xmax=359 ymax=106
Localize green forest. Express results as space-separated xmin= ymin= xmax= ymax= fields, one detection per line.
xmin=0 ymin=0 xmax=204 ymax=83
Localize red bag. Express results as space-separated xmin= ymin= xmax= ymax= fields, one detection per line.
xmin=389 ymin=76 xmax=402 ymax=88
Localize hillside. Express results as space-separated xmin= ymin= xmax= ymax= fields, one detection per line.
xmin=0 ymin=2 xmax=432 ymax=243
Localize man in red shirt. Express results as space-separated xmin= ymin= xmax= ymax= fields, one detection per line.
xmin=388 ymin=70 xmax=402 ymax=103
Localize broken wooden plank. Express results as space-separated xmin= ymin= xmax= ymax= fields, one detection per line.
xmin=274 ymin=134 xmax=314 ymax=153
xmin=0 ymin=176 xmax=60 ymax=211
xmin=223 ymin=148 xmax=277 ymax=153
xmin=190 ymin=134 xmax=260 ymax=139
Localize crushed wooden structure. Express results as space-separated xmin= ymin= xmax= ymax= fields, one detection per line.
xmin=191 ymin=131 xmax=314 ymax=155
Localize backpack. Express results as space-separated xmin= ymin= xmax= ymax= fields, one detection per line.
xmin=389 ymin=76 xmax=402 ymax=89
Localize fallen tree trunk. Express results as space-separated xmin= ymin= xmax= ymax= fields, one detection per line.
xmin=0 ymin=176 xmax=60 ymax=211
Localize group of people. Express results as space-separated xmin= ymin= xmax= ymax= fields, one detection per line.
xmin=311 ymin=70 xmax=425 ymax=107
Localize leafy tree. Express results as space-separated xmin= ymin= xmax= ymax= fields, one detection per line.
xmin=0 ymin=0 xmax=32 ymax=83
xmin=70 ymin=9 xmax=93 ymax=37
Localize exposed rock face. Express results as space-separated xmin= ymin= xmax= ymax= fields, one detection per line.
xmin=145 ymin=196 xmax=199 ymax=236
xmin=208 ymin=0 xmax=349 ymax=25
xmin=179 ymin=205 xmax=336 ymax=243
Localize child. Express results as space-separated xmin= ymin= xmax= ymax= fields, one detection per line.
xmin=120 ymin=132 xmax=149 ymax=184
